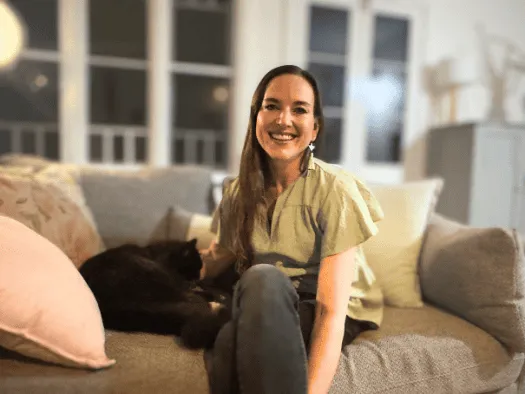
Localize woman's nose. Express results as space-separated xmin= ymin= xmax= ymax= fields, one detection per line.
xmin=276 ymin=108 xmax=292 ymax=126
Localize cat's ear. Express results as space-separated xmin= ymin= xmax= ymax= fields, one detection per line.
xmin=189 ymin=238 xmax=198 ymax=247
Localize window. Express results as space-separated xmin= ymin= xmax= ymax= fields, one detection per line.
xmin=366 ymin=15 xmax=410 ymax=163
xmin=88 ymin=0 xmax=147 ymax=163
xmin=307 ymin=6 xmax=350 ymax=164
xmin=0 ymin=0 xmax=60 ymax=160
xmin=171 ymin=0 xmax=232 ymax=169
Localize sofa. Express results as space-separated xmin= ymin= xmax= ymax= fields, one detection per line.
xmin=0 ymin=157 xmax=524 ymax=394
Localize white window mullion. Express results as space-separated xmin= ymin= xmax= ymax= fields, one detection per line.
xmin=147 ymin=0 xmax=172 ymax=167
xmin=59 ymin=0 xmax=88 ymax=164
xmin=102 ymin=128 xmax=114 ymax=163
xmin=343 ymin=4 xmax=370 ymax=175
xmin=11 ymin=127 xmax=21 ymax=153
xmin=124 ymin=129 xmax=136 ymax=164
xmin=35 ymin=126 xmax=46 ymax=157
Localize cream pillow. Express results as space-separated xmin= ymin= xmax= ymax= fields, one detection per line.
xmin=363 ymin=178 xmax=443 ymax=308
xmin=0 ymin=215 xmax=115 ymax=369
xmin=186 ymin=213 xmax=215 ymax=250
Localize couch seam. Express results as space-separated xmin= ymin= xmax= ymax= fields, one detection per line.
xmin=370 ymin=355 xmax=525 ymax=394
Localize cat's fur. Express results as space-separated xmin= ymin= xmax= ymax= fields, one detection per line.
xmin=79 ymin=238 xmax=238 ymax=349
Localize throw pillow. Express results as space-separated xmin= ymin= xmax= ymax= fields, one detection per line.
xmin=149 ymin=206 xmax=215 ymax=250
xmin=419 ymin=214 xmax=525 ymax=352
xmin=363 ymin=178 xmax=444 ymax=308
xmin=0 ymin=167 xmax=104 ymax=268
xmin=0 ymin=215 xmax=115 ymax=369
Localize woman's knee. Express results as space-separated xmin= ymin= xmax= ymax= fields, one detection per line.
xmin=239 ymin=264 xmax=290 ymax=291
xmin=235 ymin=264 xmax=296 ymax=308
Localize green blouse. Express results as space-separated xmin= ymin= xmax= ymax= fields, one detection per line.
xmin=211 ymin=155 xmax=385 ymax=326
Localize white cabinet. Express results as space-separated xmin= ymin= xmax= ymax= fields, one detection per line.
xmin=426 ymin=123 xmax=525 ymax=234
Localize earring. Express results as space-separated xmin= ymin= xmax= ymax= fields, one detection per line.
xmin=308 ymin=141 xmax=316 ymax=152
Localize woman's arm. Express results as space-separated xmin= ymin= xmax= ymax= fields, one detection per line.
xmin=307 ymin=246 xmax=357 ymax=394
xmin=199 ymin=240 xmax=237 ymax=279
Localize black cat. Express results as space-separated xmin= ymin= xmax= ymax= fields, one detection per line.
xmin=79 ymin=238 xmax=237 ymax=349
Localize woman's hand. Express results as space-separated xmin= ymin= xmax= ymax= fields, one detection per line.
xmin=198 ymin=240 xmax=236 ymax=280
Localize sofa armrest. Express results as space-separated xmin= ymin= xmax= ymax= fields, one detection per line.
xmin=419 ymin=213 xmax=525 ymax=352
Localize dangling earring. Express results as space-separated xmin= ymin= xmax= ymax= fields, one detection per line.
xmin=308 ymin=141 xmax=316 ymax=153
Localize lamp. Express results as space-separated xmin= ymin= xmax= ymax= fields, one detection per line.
xmin=0 ymin=0 xmax=26 ymax=71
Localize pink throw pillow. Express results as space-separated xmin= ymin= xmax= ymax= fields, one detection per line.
xmin=0 ymin=215 xmax=115 ymax=369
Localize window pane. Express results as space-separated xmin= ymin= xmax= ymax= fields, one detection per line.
xmin=373 ymin=16 xmax=409 ymax=62
xmin=174 ymin=1 xmax=231 ymax=64
xmin=21 ymin=130 xmax=36 ymax=154
xmin=309 ymin=6 xmax=348 ymax=55
xmin=319 ymin=117 xmax=342 ymax=163
xmin=44 ymin=130 xmax=59 ymax=160
xmin=0 ymin=60 xmax=59 ymax=122
xmin=11 ymin=0 xmax=58 ymax=50
xmin=366 ymin=121 xmax=402 ymax=162
xmin=215 ymin=139 xmax=224 ymax=167
xmin=113 ymin=135 xmax=124 ymax=162
xmin=135 ymin=136 xmax=146 ymax=162
xmin=91 ymin=67 xmax=146 ymax=125
xmin=89 ymin=0 xmax=146 ymax=58
xmin=173 ymin=75 xmax=229 ymax=130
xmin=308 ymin=63 xmax=345 ymax=107
xmin=172 ymin=139 xmax=185 ymax=164
xmin=0 ymin=130 xmax=12 ymax=155
xmin=90 ymin=134 xmax=103 ymax=162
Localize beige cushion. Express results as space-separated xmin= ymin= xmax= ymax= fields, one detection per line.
xmin=79 ymin=166 xmax=213 ymax=248
xmin=0 ymin=166 xmax=104 ymax=268
xmin=154 ymin=206 xmax=215 ymax=250
xmin=419 ymin=214 xmax=525 ymax=353
xmin=363 ymin=179 xmax=443 ymax=307
xmin=330 ymin=305 xmax=524 ymax=394
xmin=0 ymin=215 xmax=115 ymax=369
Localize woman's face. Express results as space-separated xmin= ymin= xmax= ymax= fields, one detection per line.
xmin=255 ymin=74 xmax=318 ymax=167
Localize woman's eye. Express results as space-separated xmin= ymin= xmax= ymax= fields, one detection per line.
xmin=294 ymin=107 xmax=307 ymax=114
xmin=264 ymin=104 xmax=278 ymax=110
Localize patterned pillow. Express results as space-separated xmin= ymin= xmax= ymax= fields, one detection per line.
xmin=0 ymin=166 xmax=104 ymax=268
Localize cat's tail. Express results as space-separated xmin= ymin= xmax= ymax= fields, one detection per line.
xmin=180 ymin=303 xmax=231 ymax=349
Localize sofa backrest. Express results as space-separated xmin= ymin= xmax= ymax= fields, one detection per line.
xmin=78 ymin=165 xmax=215 ymax=248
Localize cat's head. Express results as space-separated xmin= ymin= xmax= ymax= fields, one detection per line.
xmin=173 ymin=238 xmax=202 ymax=281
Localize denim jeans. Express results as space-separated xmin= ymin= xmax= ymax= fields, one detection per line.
xmin=205 ymin=264 xmax=374 ymax=394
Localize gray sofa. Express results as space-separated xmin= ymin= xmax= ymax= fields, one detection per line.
xmin=0 ymin=163 xmax=524 ymax=394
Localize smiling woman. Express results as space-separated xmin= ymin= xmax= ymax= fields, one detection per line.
xmin=202 ymin=65 xmax=385 ymax=394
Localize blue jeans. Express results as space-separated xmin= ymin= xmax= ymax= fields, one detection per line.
xmin=205 ymin=264 xmax=375 ymax=394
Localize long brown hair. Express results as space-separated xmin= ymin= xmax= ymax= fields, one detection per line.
xmin=230 ymin=65 xmax=325 ymax=273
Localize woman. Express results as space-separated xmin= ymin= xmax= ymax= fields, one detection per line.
xmin=200 ymin=65 xmax=384 ymax=394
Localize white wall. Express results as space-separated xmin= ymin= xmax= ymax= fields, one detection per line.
xmin=231 ymin=0 xmax=525 ymax=181
xmin=399 ymin=0 xmax=525 ymax=180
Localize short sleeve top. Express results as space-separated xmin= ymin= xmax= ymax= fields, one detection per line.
xmin=210 ymin=154 xmax=385 ymax=326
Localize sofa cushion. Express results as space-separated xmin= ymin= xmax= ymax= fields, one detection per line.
xmin=0 ymin=215 xmax=115 ymax=370
xmin=419 ymin=214 xmax=525 ymax=353
xmin=330 ymin=305 xmax=524 ymax=394
xmin=0 ymin=166 xmax=104 ymax=268
xmin=0 ymin=331 xmax=209 ymax=394
xmin=363 ymin=178 xmax=443 ymax=308
xmin=79 ymin=166 xmax=214 ymax=248
xmin=147 ymin=206 xmax=215 ymax=250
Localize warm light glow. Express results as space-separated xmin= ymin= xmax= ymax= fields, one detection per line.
xmin=0 ymin=2 xmax=26 ymax=70
xmin=213 ymin=86 xmax=229 ymax=103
